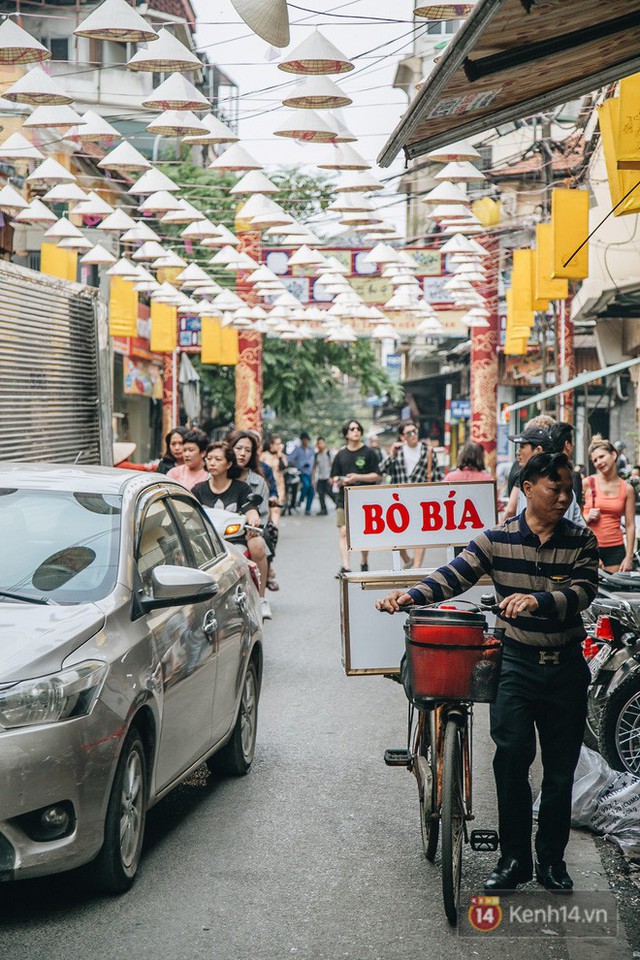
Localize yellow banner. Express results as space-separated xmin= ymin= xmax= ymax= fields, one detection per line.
xmin=149 ymin=301 xmax=177 ymax=353
xmin=598 ymin=97 xmax=640 ymax=216
xmin=551 ymin=188 xmax=589 ymax=280
xmin=40 ymin=243 xmax=77 ymax=282
xmin=220 ymin=326 xmax=239 ymax=365
xmin=156 ymin=267 xmax=182 ymax=285
xmin=201 ymin=316 xmax=223 ymax=364
xmin=617 ymin=74 xmax=640 ymax=170
xmin=109 ymin=276 xmax=138 ymax=337
xmin=535 ymin=223 xmax=569 ymax=300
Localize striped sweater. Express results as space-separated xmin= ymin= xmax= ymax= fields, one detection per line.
xmin=407 ymin=512 xmax=599 ymax=648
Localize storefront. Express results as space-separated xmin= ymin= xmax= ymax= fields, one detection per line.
xmin=112 ymin=306 xmax=164 ymax=463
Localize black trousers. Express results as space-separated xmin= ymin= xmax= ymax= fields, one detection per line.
xmin=489 ymin=644 xmax=590 ymax=868
xmin=316 ymin=478 xmax=335 ymax=513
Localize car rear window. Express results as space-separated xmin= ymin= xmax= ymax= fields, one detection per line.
xmin=0 ymin=488 xmax=122 ymax=603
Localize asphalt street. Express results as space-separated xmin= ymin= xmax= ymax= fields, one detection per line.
xmin=0 ymin=509 xmax=633 ymax=959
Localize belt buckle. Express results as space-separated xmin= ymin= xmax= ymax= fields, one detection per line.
xmin=539 ymin=650 xmax=560 ymax=665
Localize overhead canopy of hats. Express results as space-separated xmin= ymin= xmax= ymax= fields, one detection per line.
xmin=0 ymin=0 xmax=487 ymax=359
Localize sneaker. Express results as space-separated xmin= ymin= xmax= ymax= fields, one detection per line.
xmin=260 ymin=597 xmax=272 ymax=620
xmin=361 ymin=562 xmax=369 ymax=572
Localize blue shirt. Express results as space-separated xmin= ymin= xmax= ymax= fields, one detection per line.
xmin=289 ymin=444 xmax=315 ymax=476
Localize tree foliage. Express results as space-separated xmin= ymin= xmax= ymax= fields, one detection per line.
xmin=269 ymin=167 xmax=337 ymax=222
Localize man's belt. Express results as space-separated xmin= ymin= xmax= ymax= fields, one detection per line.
xmin=502 ymin=638 xmax=582 ymax=665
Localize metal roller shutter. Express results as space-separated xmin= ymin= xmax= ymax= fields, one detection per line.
xmin=0 ymin=262 xmax=106 ymax=464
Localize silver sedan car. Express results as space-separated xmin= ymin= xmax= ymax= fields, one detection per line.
xmin=0 ymin=464 xmax=263 ymax=893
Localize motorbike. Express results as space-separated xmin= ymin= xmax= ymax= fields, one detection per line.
xmin=582 ymin=569 xmax=640 ymax=776
xmin=202 ymin=497 xmax=263 ymax=595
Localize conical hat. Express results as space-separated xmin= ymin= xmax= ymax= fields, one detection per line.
xmin=230 ymin=171 xmax=279 ymax=195
xmin=208 ymin=143 xmax=261 ymax=171
xmin=425 ymin=139 xmax=481 ymax=162
xmin=317 ymin=144 xmax=369 ymax=171
xmin=414 ymin=1 xmax=476 ymax=19
xmin=127 ymin=28 xmax=201 ymax=72
xmin=141 ymin=73 xmax=209 ymax=111
xmin=80 ymin=244 xmax=117 ymax=265
xmin=4 ymin=65 xmax=72 ymax=105
xmin=281 ymin=75 xmax=351 ymax=109
xmin=42 ymin=182 xmax=88 ymax=203
xmin=0 ymin=132 xmax=43 ymax=161
xmin=27 ymin=157 xmax=76 ymax=184
xmin=146 ymin=110 xmax=208 ymax=137
xmin=231 ymin=0 xmax=290 ymax=48
xmin=0 ymin=18 xmax=50 ymax=65
xmin=74 ymin=0 xmax=158 ymax=43
xmin=274 ymin=109 xmax=338 ymax=142
xmin=128 ymin=168 xmax=179 ymax=195
xmin=182 ymin=113 xmax=239 ymax=145
xmin=98 ymin=141 xmax=151 ymax=171
xmin=70 ymin=110 xmax=122 ymax=142
xmin=23 ymin=104 xmax=83 ymax=128
xmin=14 ymin=198 xmax=56 ymax=223
xmin=0 ymin=183 xmax=28 ymax=212
xmin=279 ymin=29 xmax=354 ymax=76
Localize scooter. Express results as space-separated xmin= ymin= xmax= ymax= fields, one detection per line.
xmin=582 ymin=570 xmax=640 ymax=776
xmin=202 ymin=504 xmax=263 ymax=595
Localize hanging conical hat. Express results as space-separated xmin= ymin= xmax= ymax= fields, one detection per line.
xmin=137 ymin=191 xmax=183 ymax=214
xmin=182 ymin=113 xmax=239 ymax=144
xmin=0 ymin=18 xmax=51 ymax=65
xmin=0 ymin=132 xmax=43 ymax=161
xmin=128 ymin=168 xmax=179 ymax=195
xmin=98 ymin=141 xmax=151 ymax=171
xmin=4 ymin=65 xmax=72 ymax=105
xmin=282 ymin=75 xmax=352 ymax=109
xmin=23 ymin=104 xmax=83 ymax=129
xmin=57 ymin=235 xmax=93 ymax=250
xmin=146 ymin=110 xmax=208 ymax=137
xmin=208 ymin=143 xmax=262 ymax=171
xmin=43 ymin=182 xmax=88 ymax=203
xmin=27 ymin=157 xmax=76 ymax=184
xmin=434 ymin=161 xmax=485 ymax=182
xmin=71 ymin=192 xmax=114 ymax=217
xmin=230 ymin=170 xmax=279 ymax=195
xmin=127 ymin=28 xmax=201 ymax=72
xmin=423 ymin=181 xmax=469 ymax=205
xmin=97 ymin=208 xmax=137 ymax=232
xmin=317 ymin=144 xmax=369 ymax=171
xmin=43 ymin=216 xmax=84 ymax=239
xmin=121 ymin=222 xmax=160 ymax=242
xmin=230 ymin=0 xmax=290 ymax=48
xmin=414 ymin=1 xmax=477 ymax=19
xmin=13 ymin=197 xmax=56 ymax=223
xmin=74 ymin=0 xmax=159 ymax=43
xmin=425 ymin=139 xmax=481 ymax=163
xmin=80 ymin=244 xmax=117 ymax=265
xmin=69 ymin=110 xmax=122 ymax=142
xmin=0 ymin=183 xmax=28 ymax=212
xmin=141 ymin=73 xmax=209 ymax=111
xmin=279 ymin=29 xmax=354 ymax=76
xmin=274 ymin=109 xmax=338 ymax=142
xmin=336 ymin=171 xmax=384 ymax=193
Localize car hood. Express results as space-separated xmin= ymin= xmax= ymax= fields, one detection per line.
xmin=0 ymin=603 xmax=106 ymax=683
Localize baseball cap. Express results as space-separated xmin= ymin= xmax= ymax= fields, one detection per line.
xmin=508 ymin=426 xmax=552 ymax=449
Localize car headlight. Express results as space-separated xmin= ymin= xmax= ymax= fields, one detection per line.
xmin=0 ymin=661 xmax=108 ymax=729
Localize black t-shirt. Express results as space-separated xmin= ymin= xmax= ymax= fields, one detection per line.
xmin=330 ymin=445 xmax=381 ymax=508
xmin=192 ymin=479 xmax=253 ymax=512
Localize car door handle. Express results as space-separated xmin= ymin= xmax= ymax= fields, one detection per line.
xmin=203 ymin=610 xmax=218 ymax=640
xmin=234 ymin=588 xmax=247 ymax=608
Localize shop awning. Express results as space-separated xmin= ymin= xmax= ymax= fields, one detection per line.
xmin=505 ymin=356 xmax=640 ymax=414
xmin=379 ymin=0 xmax=640 ymax=167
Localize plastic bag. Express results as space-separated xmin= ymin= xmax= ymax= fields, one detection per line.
xmin=568 ymin=746 xmax=640 ymax=861
xmin=570 ymin=746 xmax=614 ymax=827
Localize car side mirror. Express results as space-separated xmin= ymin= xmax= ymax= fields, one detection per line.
xmin=141 ymin=565 xmax=219 ymax=612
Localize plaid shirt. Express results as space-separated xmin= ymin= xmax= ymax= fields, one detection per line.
xmin=380 ymin=443 xmax=434 ymax=484
xmin=407 ymin=512 xmax=598 ymax=648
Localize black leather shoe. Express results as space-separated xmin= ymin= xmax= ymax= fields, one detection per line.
xmin=535 ymin=860 xmax=573 ymax=892
xmin=484 ymin=857 xmax=532 ymax=892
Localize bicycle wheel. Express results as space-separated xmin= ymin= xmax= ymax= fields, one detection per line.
xmin=441 ymin=717 xmax=465 ymax=926
xmin=417 ymin=708 xmax=439 ymax=861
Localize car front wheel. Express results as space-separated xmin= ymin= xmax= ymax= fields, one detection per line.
xmin=89 ymin=727 xmax=148 ymax=894
xmin=208 ymin=660 xmax=259 ymax=777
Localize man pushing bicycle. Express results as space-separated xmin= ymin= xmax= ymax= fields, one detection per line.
xmin=377 ymin=452 xmax=598 ymax=894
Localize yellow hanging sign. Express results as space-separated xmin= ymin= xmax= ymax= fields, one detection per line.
xmin=219 ymin=326 xmax=239 ymax=366
xmin=551 ymin=188 xmax=589 ymax=280
xmin=40 ymin=243 xmax=77 ymax=282
xmin=149 ymin=301 xmax=177 ymax=353
xmin=617 ymin=73 xmax=640 ymax=170
xmin=535 ymin=224 xmax=569 ymax=300
xmin=201 ymin=316 xmax=223 ymax=364
xmin=109 ymin=276 xmax=138 ymax=337
xmin=598 ymin=97 xmax=640 ymax=216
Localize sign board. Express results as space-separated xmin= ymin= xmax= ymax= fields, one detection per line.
xmin=345 ymin=481 xmax=497 ymax=552
xmin=340 ymin=572 xmax=495 ymax=675
xmin=385 ymin=353 xmax=402 ymax=381
xmin=451 ymin=399 xmax=471 ymax=419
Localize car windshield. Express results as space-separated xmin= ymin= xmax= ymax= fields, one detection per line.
xmin=0 ymin=488 xmax=122 ymax=604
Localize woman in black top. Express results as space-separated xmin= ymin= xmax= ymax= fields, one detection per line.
xmin=193 ymin=442 xmax=270 ymax=608
xmin=156 ymin=427 xmax=187 ymax=475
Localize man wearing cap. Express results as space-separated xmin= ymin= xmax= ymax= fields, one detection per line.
xmin=503 ymin=427 xmax=584 ymax=525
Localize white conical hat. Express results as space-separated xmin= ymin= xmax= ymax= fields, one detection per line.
xmin=415 ymin=1 xmax=477 ymax=20
xmin=236 ymin=193 xmax=272 ymax=220
xmin=317 ymin=144 xmax=369 ymax=171
xmin=425 ymin=139 xmax=481 ymax=162
xmin=129 ymin=168 xmax=179 ymax=195
xmin=43 ymin=216 xmax=84 ymax=239
xmin=142 ymin=73 xmax=209 ymax=111
xmin=71 ymin=192 xmax=114 ymax=217
xmin=336 ymin=170 xmax=384 ymax=192
xmin=98 ymin=141 xmax=151 ymax=171
xmin=57 ymin=235 xmax=93 ymax=250
xmin=131 ymin=241 xmax=166 ymax=261
xmin=23 ymin=104 xmax=83 ymax=128
xmin=146 ymin=110 xmax=208 ymax=136
xmin=0 ymin=19 xmax=50 ymax=65
xmin=363 ymin=243 xmax=400 ymax=264
xmin=0 ymin=132 xmax=43 ymax=161
xmin=42 ymin=182 xmax=88 ymax=203
xmin=13 ymin=197 xmax=56 ymax=222
xmin=80 ymin=243 xmax=117 ymax=265
xmin=74 ymin=0 xmax=159 ymax=43
xmin=288 ymin=245 xmax=326 ymax=266
xmin=248 ymin=200 xmax=293 ymax=229
xmin=430 ymin=203 xmax=471 ymax=221
xmin=434 ymin=161 xmax=485 ymax=182
xmin=69 ymin=109 xmax=122 ymax=142
xmin=107 ymin=257 xmax=140 ymax=278
xmin=230 ymin=170 xmax=279 ymax=195
xmin=181 ymin=219 xmax=221 ymax=239
xmin=208 ymin=143 xmax=261 ymax=171
xmin=230 ymin=0 xmax=289 ymax=47
xmin=97 ymin=208 xmax=137 ymax=232
xmin=160 ymin=199 xmax=205 ymax=223
xmin=152 ymin=250 xmax=187 ymax=268
xmin=4 ymin=65 xmax=72 ymax=105
xmin=127 ymin=28 xmax=201 ymax=72
xmin=423 ymin=181 xmax=469 ymax=205
xmin=121 ymin=222 xmax=160 ymax=242
xmin=182 ymin=113 xmax=239 ymax=144
xmin=0 ymin=183 xmax=28 ymax=212
xmin=274 ymin=109 xmax=338 ymax=142
xmin=137 ymin=191 xmax=183 ymax=214
xmin=329 ymin=193 xmax=375 ymax=213
xmin=27 ymin=157 xmax=76 ymax=184
xmin=279 ymin=29 xmax=354 ymax=76
xmin=282 ymin=75 xmax=352 ymax=109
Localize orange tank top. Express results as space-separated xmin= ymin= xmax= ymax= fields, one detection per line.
xmin=584 ymin=476 xmax=627 ymax=547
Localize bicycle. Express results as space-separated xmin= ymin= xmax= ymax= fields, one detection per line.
xmin=385 ymin=600 xmax=503 ymax=926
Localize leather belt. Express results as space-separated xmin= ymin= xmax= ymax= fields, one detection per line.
xmin=503 ymin=639 xmax=581 ymax=665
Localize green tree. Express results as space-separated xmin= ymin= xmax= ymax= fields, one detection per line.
xmin=269 ymin=167 xmax=336 ymax=222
